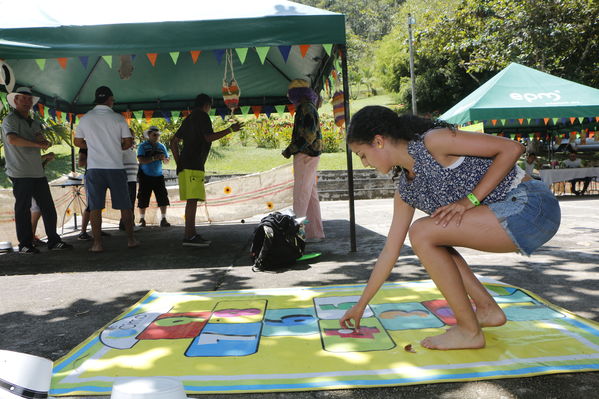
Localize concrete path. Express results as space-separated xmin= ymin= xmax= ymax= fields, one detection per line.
xmin=1 ymin=197 xmax=598 ymax=398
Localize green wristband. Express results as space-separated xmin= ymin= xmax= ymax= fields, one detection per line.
xmin=467 ymin=193 xmax=480 ymax=206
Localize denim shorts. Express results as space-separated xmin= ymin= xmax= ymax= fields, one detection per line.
xmin=488 ymin=179 xmax=561 ymax=256
xmin=85 ymin=169 xmax=132 ymax=211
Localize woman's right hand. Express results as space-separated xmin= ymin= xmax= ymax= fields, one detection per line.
xmin=339 ymin=304 xmax=365 ymax=333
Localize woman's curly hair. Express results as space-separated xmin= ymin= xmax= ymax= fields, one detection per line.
xmin=347 ymin=106 xmax=455 ymax=179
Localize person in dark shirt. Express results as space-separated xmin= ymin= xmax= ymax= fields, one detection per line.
xmin=169 ymin=94 xmax=241 ymax=247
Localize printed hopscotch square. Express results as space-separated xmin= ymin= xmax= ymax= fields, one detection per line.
xmin=319 ymin=318 xmax=395 ymax=353
xmin=371 ymin=302 xmax=444 ymax=330
xmin=314 ymin=296 xmax=373 ymax=320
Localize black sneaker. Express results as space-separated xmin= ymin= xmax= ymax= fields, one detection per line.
xmin=160 ymin=218 xmax=171 ymax=227
xmin=19 ymin=245 xmax=40 ymax=254
xmin=32 ymin=238 xmax=47 ymax=247
xmin=100 ymin=231 xmax=111 ymax=237
xmin=78 ymin=232 xmax=92 ymax=241
xmin=118 ymin=221 xmax=126 ymax=231
xmin=139 ymin=218 xmax=146 ymax=227
xmin=48 ymin=241 xmax=74 ymax=251
xmin=182 ymin=234 xmax=211 ymax=247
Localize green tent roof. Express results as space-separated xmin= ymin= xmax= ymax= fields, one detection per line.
xmin=0 ymin=0 xmax=346 ymax=114
xmin=440 ymin=63 xmax=599 ymax=126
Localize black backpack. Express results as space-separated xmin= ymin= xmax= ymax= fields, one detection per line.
xmin=250 ymin=212 xmax=305 ymax=271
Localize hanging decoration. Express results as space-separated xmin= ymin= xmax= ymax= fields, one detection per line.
xmin=0 ymin=60 xmax=16 ymax=93
xmin=331 ymin=69 xmax=345 ymax=127
xmin=118 ymin=55 xmax=134 ymax=80
xmin=222 ymin=49 xmax=240 ymax=116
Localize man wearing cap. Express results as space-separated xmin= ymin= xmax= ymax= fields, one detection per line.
xmin=282 ymin=79 xmax=325 ymax=242
xmin=137 ymin=126 xmax=171 ymax=227
xmin=170 ymin=94 xmax=242 ymax=247
xmin=74 ymin=86 xmax=138 ymax=252
xmin=1 ymin=87 xmax=73 ymax=253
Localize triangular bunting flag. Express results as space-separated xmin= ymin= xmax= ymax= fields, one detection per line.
xmin=48 ymin=108 xmax=56 ymax=121
xmin=287 ymin=104 xmax=296 ymax=117
xmin=560 ymin=118 xmax=567 ymax=124
xmin=56 ymin=111 xmax=62 ymax=123
xmin=251 ymin=105 xmax=262 ymax=118
xmin=161 ymin=110 xmax=172 ymax=123
xmin=491 ymin=120 xmax=497 ymax=126
xmin=77 ymin=113 xmax=84 ymax=121
xmin=255 ymin=47 xmax=270 ymax=64
xmin=78 ymin=56 xmax=89 ymax=69
xmin=217 ymin=108 xmax=228 ymax=120
xmin=240 ymin=106 xmax=250 ymax=116
xmin=570 ymin=117 xmax=576 ymax=124
xmin=235 ymin=48 xmax=249 ymax=64
xmin=35 ymin=59 xmax=46 ymax=70
xmin=144 ymin=110 xmax=154 ymax=122
xmin=595 ymin=116 xmax=599 ymax=122
xmin=322 ymin=44 xmax=333 ymax=56
xmin=172 ymin=112 xmax=180 ymax=123
xmin=213 ymin=49 xmax=225 ymax=65
xmin=275 ymin=105 xmax=286 ymax=116
xmin=146 ymin=53 xmax=158 ymax=67
xmin=122 ymin=111 xmax=132 ymax=126
xmin=57 ymin=58 xmax=68 ymax=70
xmin=278 ymin=45 xmax=291 ymax=63
xmin=102 ymin=55 xmax=112 ymax=68
xmin=37 ymin=103 xmax=44 ymax=118
xmin=43 ymin=106 xmax=49 ymax=121
xmin=299 ymin=44 xmax=311 ymax=58
xmin=264 ymin=105 xmax=274 ymax=118
xmin=133 ymin=111 xmax=143 ymax=122
xmin=578 ymin=117 xmax=585 ymax=123
xmin=500 ymin=120 xmax=506 ymax=126
xmin=543 ymin=118 xmax=550 ymax=125
xmin=527 ymin=118 xmax=532 ymax=124
xmin=190 ymin=51 xmax=201 ymax=64
xmin=518 ymin=118 xmax=523 ymax=125
xmin=169 ymin=52 xmax=180 ymax=65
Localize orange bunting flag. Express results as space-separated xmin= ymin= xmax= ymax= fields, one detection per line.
xmin=181 ymin=110 xmax=191 ymax=118
xmin=543 ymin=118 xmax=550 ymax=125
xmin=37 ymin=104 xmax=44 ymax=118
xmin=287 ymin=104 xmax=296 ymax=117
xmin=143 ymin=110 xmax=154 ymax=122
xmin=299 ymin=44 xmax=311 ymax=57
xmin=56 ymin=111 xmax=62 ymax=123
xmin=595 ymin=117 xmax=599 ymax=122
xmin=570 ymin=117 xmax=576 ymax=124
xmin=190 ymin=51 xmax=201 ymax=64
xmin=57 ymin=58 xmax=68 ymax=69
xmin=146 ymin=53 xmax=158 ymax=66
xmin=77 ymin=114 xmax=85 ymax=121
xmin=122 ymin=111 xmax=132 ymax=125
xmin=251 ymin=105 xmax=262 ymax=118
xmin=518 ymin=118 xmax=524 ymax=125
xmin=491 ymin=120 xmax=497 ymax=126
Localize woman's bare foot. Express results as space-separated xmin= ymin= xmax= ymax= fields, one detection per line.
xmin=89 ymin=245 xmax=104 ymax=253
xmin=128 ymin=239 xmax=139 ymax=249
xmin=421 ymin=326 xmax=485 ymax=350
xmin=476 ymin=304 xmax=507 ymax=327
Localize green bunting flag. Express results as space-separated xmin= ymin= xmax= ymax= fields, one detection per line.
xmin=235 ymin=48 xmax=249 ymax=64
xmin=43 ymin=106 xmax=50 ymax=121
xmin=169 ymin=52 xmax=180 ymax=64
xmin=102 ymin=55 xmax=113 ymax=68
xmin=208 ymin=108 xmax=216 ymax=116
xmin=35 ymin=59 xmax=46 ymax=71
xmin=133 ymin=111 xmax=143 ymax=122
xmin=255 ymin=47 xmax=270 ymax=64
xmin=240 ymin=106 xmax=250 ymax=116
xmin=500 ymin=119 xmax=506 ymax=126
xmin=552 ymin=117 xmax=559 ymax=125
xmin=275 ymin=105 xmax=286 ymax=116
xmin=578 ymin=117 xmax=585 ymax=123
xmin=322 ymin=44 xmax=333 ymax=56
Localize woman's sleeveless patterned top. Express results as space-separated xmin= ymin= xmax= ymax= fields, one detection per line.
xmin=396 ymin=135 xmax=522 ymax=215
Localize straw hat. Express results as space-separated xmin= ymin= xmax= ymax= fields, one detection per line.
xmin=0 ymin=350 xmax=53 ymax=399
xmin=6 ymin=87 xmax=40 ymax=109
xmin=111 ymin=377 xmax=188 ymax=399
xmin=0 ymin=60 xmax=15 ymax=93
xmin=287 ymin=79 xmax=310 ymax=90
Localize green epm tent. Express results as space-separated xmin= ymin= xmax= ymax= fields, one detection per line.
xmin=440 ymin=63 xmax=599 ymax=136
xmin=0 ymin=0 xmax=359 ymax=250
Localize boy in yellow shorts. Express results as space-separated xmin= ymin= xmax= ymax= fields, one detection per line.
xmin=169 ymin=94 xmax=242 ymax=247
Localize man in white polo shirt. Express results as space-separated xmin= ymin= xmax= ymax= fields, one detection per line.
xmin=74 ymin=86 xmax=138 ymax=252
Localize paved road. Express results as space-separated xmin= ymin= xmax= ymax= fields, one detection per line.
xmin=1 ymin=197 xmax=598 ymax=398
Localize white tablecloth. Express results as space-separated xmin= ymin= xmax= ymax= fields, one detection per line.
xmin=540 ymin=167 xmax=599 ymax=186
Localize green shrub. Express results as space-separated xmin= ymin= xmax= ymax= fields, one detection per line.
xmin=320 ymin=115 xmax=345 ymax=153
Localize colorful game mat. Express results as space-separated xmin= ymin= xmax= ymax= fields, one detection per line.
xmin=51 ymin=280 xmax=599 ymax=395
